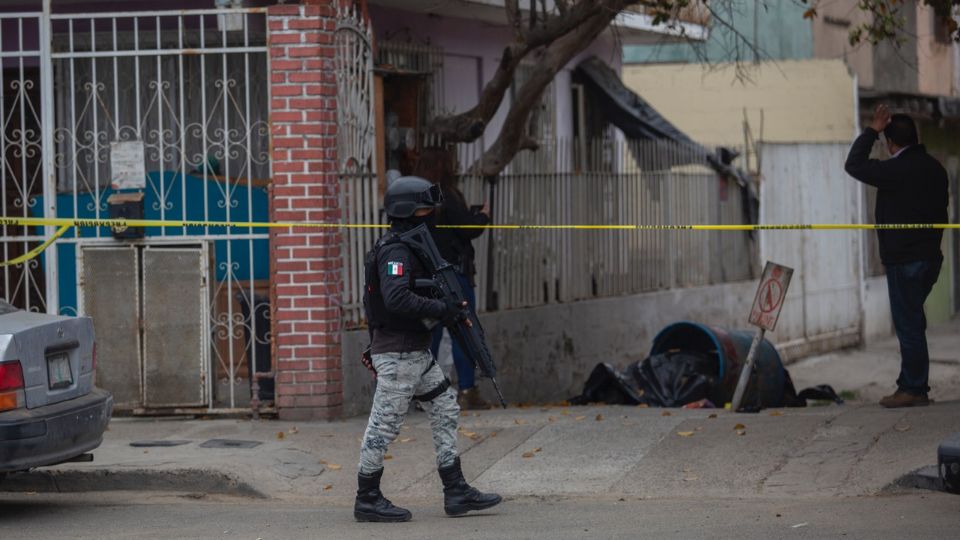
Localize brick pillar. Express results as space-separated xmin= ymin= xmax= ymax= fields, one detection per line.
xmin=268 ymin=1 xmax=342 ymax=420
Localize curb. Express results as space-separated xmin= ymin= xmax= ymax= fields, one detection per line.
xmin=0 ymin=468 xmax=266 ymax=498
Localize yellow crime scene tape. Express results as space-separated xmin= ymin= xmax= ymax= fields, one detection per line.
xmin=1 ymin=216 xmax=959 ymax=267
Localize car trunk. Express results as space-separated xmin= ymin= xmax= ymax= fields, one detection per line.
xmin=7 ymin=313 xmax=94 ymax=409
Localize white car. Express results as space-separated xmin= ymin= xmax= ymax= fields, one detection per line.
xmin=0 ymin=299 xmax=112 ymax=477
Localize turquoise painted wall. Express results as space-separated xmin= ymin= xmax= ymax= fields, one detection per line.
xmin=625 ymin=1 xmax=814 ymax=64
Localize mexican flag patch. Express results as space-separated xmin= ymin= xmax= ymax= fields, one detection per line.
xmin=387 ymin=261 xmax=404 ymax=276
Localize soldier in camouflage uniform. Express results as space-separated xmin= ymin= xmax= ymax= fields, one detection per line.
xmin=355 ymin=176 xmax=502 ymax=523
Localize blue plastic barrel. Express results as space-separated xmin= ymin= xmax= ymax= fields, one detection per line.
xmin=650 ymin=321 xmax=789 ymax=408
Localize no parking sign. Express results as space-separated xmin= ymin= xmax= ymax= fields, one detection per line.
xmin=748 ymin=262 xmax=794 ymax=331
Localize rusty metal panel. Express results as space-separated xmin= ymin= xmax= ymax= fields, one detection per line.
xmin=142 ymin=247 xmax=207 ymax=408
xmin=80 ymin=246 xmax=141 ymax=408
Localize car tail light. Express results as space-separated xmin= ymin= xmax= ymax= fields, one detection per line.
xmin=0 ymin=360 xmax=23 ymax=412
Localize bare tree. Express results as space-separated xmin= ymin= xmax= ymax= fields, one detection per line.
xmin=425 ymin=0 xmax=959 ymax=177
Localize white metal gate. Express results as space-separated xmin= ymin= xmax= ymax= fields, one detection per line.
xmin=759 ymin=143 xmax=863 ymax=353
xmin=335 ymin=4 xmax=379 ymax=328
xmin=0 ymin=5 xmax=272 ymax=413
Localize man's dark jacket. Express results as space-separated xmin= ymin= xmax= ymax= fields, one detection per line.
xmin=433 ymin=186 xmax=490 ymax=281
xmin=844 ymin=128 xmax=948 ymax=265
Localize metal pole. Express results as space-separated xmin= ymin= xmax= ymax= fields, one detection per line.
xmin=731 ymin=328 xmax=764 ymax=411
xmin=40 ymin=0 xmax=59 ymax=314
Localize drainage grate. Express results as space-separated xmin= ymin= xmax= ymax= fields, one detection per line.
xmin=130 ymin=440 xmax=192 ymax=448
xmin=199 ymin=439 xmax=263 ymax=449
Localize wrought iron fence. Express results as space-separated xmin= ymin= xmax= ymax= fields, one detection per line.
xmin=1 ymin=7 xmax=272 ymax=413
xmin=339 ymin=138 xmax=757 ymax=325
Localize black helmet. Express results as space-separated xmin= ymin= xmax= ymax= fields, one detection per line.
xmin=383 ymin=176 xmax=442 ymax=219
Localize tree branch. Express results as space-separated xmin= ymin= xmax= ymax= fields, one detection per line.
xmin=477 ymin=5 xmax=624 ymax=176
xmin=505 ymin=0 xmax=524 ymax=40
xmin=428 ymin=0 xmax=618 ymax=142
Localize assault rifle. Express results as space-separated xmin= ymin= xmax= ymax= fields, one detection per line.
xmin=398 ymin=224 xmax=507 ymax=408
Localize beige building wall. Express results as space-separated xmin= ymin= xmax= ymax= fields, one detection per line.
xmin=916 ymin=3 xmax=957 ymax=96
xmin=622 ymin=60 xmax=857 ymax=150
xmin=812 ymin=0 xmax=874 ymax=90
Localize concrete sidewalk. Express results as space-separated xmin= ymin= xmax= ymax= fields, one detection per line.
xmin=790 ymin=318 xmax=960 ymax=403
xmin=4 ymin=320 xmax=958 ymax=503
xmin=3 ymin=401 xmax=956 ymax=503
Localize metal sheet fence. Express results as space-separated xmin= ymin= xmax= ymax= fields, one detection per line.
xmin=340 ymin=138 xmax=757 ymax=324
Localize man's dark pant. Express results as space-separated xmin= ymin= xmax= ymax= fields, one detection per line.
xmin=885 ymin=258 xmax=943 ymax=396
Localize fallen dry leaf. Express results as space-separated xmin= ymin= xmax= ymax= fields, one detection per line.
xmin=522 ymin=452 xmax=535 ymax=458
xmin=595 ymin=414 xmax=604 ymax=421
xmin=399 ymin=437 xmax=414 ymax=443
xmin=384 ymin=454 xmax=393 ymax=460
xmin=561 ymin=409 xmax=571 ymax=415
xmin=276 ymin=432 xmax=286 ymax=440
xmin=733 ymin=423 xmax=746 ymax=430
xmin=708 ymin=414 xmax=718 ymax=419
xmin=327 ymin=463 xmax=342 ymax=471
xmin=682 ymin=475 xmax=699 ymax=482
xmin=514 ymin=419 xmax=527 ymax=425
xmin=323 ymin=484 xmax=333 ymax=491
xmin=489 ymin=431 xmax=498 ymax=438
xmin=894 ymin=424 xmax=911 ymax=433
xmin=769 ymin=411 xmax=783 ymax=417
xmin=534 ymin=447 xmax=542 ymax=453
xmin=637 ymin=403 xmax=649 ymax=408
xmin=661 ymin=411 xmax=672 ymax=416
xmin=319 ymin=460 xmax=328 ymax=465
xmin=677 ymin=431 xmax=695 ymax=437
xmin=735 ymin=429 xmax=747 ymax=436
xmin=574 ymin=415 xmax=586 ymax=421
xmin=288 ymin=427 xmax=299 ymax=434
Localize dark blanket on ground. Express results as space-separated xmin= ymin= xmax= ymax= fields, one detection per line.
xmin=569 ymin=352 xmax=717 ymax=407
xmin=570 ymin=353 xmax=841 ymax=409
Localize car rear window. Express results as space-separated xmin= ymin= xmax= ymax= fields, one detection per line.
xmin=0 ymin=300 xmax=19 ymax=315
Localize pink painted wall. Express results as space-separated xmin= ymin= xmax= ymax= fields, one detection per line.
xmin=368 ymin=5 xmax=622 ymax=147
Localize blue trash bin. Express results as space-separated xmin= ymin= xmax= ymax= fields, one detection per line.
xmin=650 ymin=321 xmax=788 ymax=408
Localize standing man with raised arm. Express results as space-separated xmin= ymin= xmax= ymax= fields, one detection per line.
xmin=844 ymin=105 xmax=949 ymax=408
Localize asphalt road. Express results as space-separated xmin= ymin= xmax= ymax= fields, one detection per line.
xmin=1 ymin=491 xmax=958 ymax=539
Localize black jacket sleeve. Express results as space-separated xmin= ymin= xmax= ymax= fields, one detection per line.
xmin=844 ymin=128 xmax=906 ymax=190
xmin=377 ymin=244 xmax=446 ymax=319
xmin=442 ymin=188 xmax=490 ymax=241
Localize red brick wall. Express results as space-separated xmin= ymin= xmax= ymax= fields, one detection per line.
xmin=268 ymin=1 xmax=343 ymax=420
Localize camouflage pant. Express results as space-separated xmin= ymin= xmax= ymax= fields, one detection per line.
xmin=358 ymin=350 xmax=460 ymax=474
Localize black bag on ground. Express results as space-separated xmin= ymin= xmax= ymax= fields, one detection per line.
xmin=568 ymin=363 xmax=643 ymax=405
xmin=628 ymin=351 xmax=716 ymax=407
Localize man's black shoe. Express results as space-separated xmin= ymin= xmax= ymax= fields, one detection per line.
xmin=438 ymin=458 xmax=502 ymax=516
xmin=354 ymin=469 xmax=412 ymax=522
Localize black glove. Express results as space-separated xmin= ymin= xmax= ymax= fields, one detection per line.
xmin=440 ymin=299 xmax=468 ymax=326
xmin=360 ymin=347 xmax=376 ymax=378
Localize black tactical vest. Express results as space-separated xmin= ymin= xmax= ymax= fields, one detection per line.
xmin=363 ymin=233 xmax=430 ymax=333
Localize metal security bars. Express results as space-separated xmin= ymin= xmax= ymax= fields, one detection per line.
xmin=0 ymin=6 xmax=272 ymax=413
xmin=0 ymin=12 xmax=48 ymax=314
xmin=339 ymin=138 xmax=758 ymax=324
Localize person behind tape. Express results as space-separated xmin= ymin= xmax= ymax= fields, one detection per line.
xmin=354 ymin=175 xmax=502 ymax=522
xmin=845 ymin=105 xmax=949 ymax=408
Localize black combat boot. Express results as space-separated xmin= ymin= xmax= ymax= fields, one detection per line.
xmin=438 ymin=458 xmax=502 ymax=516
xmin=354 ymin=469 xmax=412 ymax=522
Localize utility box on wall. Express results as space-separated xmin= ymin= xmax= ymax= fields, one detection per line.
xmin=106 ymin=192 xmax=145 ymax=239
